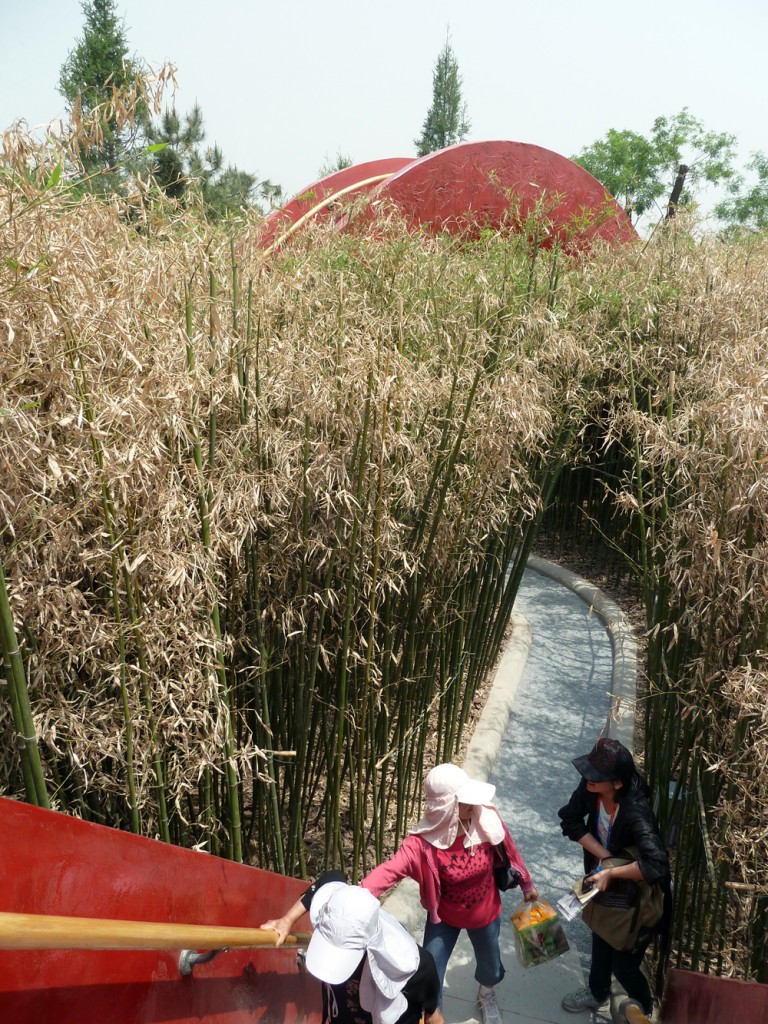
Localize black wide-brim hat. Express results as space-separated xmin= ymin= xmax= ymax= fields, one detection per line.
xmin=573 ymin=738 xmax=635 ymax=783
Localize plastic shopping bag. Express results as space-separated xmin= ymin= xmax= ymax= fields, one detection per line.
xmin=511 ymin=898 xmax=570 ymax=968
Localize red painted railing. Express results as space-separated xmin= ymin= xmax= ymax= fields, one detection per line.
xmin=660 ymin=967 xmax=768 ymax=1024
xmin=0 ymin=797 xmax=321 ymax=1024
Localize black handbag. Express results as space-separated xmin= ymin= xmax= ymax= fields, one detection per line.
xmin=493 ymin=842 xmax=521 ymax=891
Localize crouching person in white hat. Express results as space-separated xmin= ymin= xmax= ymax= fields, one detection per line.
xmin=262 ymin=870 xmax=444 ymax=1024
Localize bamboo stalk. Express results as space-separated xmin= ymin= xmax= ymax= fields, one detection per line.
xmin=256 ymin=649 xmax=286 ymax=874
xmin=330 ymin=387 xmax=373 ymax=865
xmin=0 ymin=565 xmax=44 ymax=806
xmin=70 ymin=336 xmax=171 ymax=841
xmin=184 ymin=275 xmax=243 ymax=862
xmin=281 ymin=416 xmax=315 ymax=875
xmin=111 ymin=547 xmax=140 ymax=834
xmin=0 ymin=564 xmax=49 ymax=809
xmin=352 ymin=365 xmax=389 ymax=880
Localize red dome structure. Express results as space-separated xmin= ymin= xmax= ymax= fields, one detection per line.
xmin=257 ymin=156 xmax=412 ymax=252
xmin=260 ymin=140 xmax=636 ymax=253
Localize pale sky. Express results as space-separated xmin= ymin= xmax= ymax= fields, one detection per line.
xmin=2 ymin=0 xmax=766 ymax=211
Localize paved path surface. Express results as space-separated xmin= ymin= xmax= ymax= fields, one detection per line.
xmin=382 ymin=558 xmax=637 ymax=1024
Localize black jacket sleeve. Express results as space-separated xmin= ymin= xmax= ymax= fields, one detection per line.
xmin=400 ymin=947 xmax=440 ymax=1019
xmin=300 ymin=869 xmax=346 ymax=911
xmin=617 ymin=799 xmax=670 ymax=886
xmin=558 ymin=781 xmax=593 ymax=843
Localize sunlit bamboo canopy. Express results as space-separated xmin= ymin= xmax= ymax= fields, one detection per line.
xmin=1 ymin=120 xmax=767 ymax=982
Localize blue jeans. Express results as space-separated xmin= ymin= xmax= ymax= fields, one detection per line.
xmin=424 ymin=913 xmax=504 ymax=1005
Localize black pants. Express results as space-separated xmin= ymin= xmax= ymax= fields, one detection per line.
xmin=588 ymin=931 xmax=653 ymax=1014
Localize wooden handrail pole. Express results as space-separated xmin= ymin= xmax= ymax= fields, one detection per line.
xmin=0 ymin=911 xmax=310 ymax=952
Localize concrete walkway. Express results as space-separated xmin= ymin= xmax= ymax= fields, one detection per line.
xmin=381 ymin=556 xmax=639 ymax=1024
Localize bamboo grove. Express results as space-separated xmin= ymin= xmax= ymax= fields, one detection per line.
xmin=541 ymin=231 xmax=768 ymax=983
xmin=1 ymin=125 xmax=767 ymax=982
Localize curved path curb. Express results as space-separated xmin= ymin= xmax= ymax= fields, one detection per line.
xmin=526 ymin=556 xmax=638 ymax=754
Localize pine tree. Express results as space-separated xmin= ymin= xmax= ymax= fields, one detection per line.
xmin=58 ymin=0 xmax=146 ymax=180
xmin=318 ymin=150 xmax=353 ymax=179
xmin=148 ymin=105 xmax=206 ymax=201
xmin=147 ymin=104 xmax=284 ymax=219
xmin=415 ymin=36 xmax=470 ymax=157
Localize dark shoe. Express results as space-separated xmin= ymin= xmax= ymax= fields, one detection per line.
xmin=561 ymin=986 xmax=609 ymax=1012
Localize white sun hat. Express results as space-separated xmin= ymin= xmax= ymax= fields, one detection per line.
xmin=410 ymin=763 xmax=502 ymax=848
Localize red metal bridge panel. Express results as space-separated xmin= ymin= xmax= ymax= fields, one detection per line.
xmin=659 ymin=967 xmax=768 ymax=1024
xmin=258 ymin=157 xmax=412 ymax=250
xmin=370 ymin=140 xmax=636 ymax=249
xmin=0 ymin=797 xmax=320 ymax=1024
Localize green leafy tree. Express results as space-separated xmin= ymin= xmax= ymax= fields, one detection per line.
xmin=574 ymin=109 xmax=739 ymax=223
xmin=651 ymin=109 xmax=739 ymax=216
xmin=415 ymin=35 xmax=470 ymax=157
xmin=58 ymin=0 xmax=147 ymax=181
xmin=570 ymin=129 xmax=660 ymax=222
xmin=715 ymin=152 xmax=768 ymax=232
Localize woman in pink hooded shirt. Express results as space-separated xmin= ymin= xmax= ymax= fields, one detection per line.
xmin=362 ymin=764 xmax=538 ymax=1024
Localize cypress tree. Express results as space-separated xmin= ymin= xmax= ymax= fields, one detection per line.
xmin=415 ymin=36 xmax=471 ymax=157
xmin=58 ymin=0 xmax=146 ymax=181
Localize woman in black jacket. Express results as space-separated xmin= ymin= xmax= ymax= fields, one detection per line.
xmin=558 ymin=738 xmax=670 ymax=1017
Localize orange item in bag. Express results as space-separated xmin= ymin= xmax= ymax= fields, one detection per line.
xmin=511 ymin=899 xmax=570 ymax=968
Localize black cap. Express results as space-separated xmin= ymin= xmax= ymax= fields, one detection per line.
xmin=573 ymin=738 xmax=635 ymax=783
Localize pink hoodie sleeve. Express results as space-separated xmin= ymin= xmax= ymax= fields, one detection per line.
xmin=361 ymin=836 xmax=422 ymax=896
xmin=502 ymin=819 xmax=534 ymax=892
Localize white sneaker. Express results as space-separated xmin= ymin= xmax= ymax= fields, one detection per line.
xmin=477 ymin=985 xmax=503 ymax=1024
